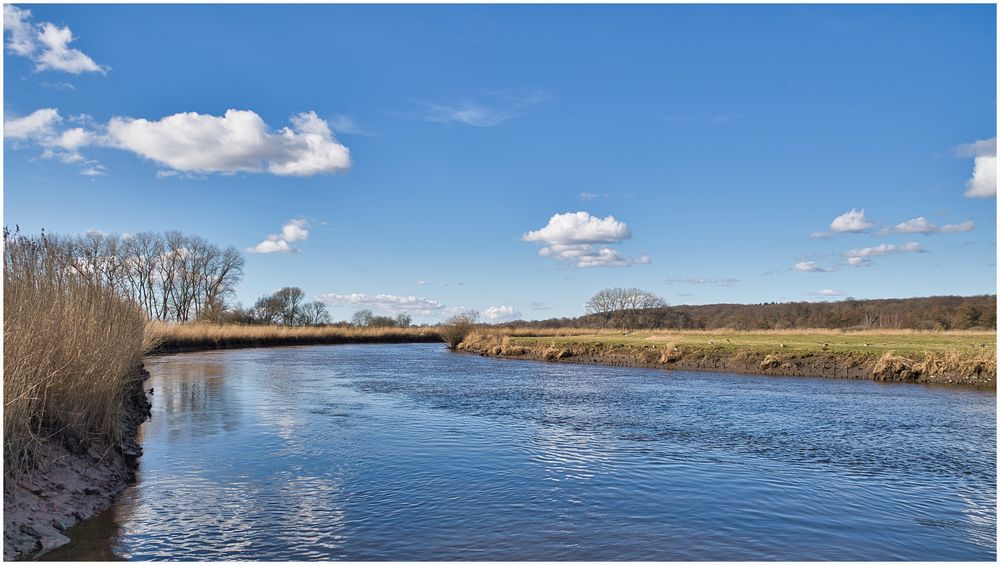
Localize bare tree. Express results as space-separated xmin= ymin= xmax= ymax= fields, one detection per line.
xmin=395 ymin=313 xmax=412 ymax=328
xmin=297 ymin=301 xmax=331 ymax=326
xmin=585 ymin=287 xmax=666 ymax=330
xmin=252 ymin=295 xmax=284 ymax=325
xmin=352 ymin=309 xmax=374 ymax=327
xmin=586 ymin=287 xmax=666 ymax=314
xmin=272 ymin=287 xmax=306 ymax=326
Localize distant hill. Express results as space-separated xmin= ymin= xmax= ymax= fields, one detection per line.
xmin=509 ymin=295 xmax=997 ymax=331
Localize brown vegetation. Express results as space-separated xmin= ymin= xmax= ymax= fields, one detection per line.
xmin=146 ymin=322 xmax=440 ymax=353
xmin=3 ymin=230 xmax=146 ymax=473
xmin=457 ymin=328 xmax=996 ymax=387
xmin=439 ymin=311 xmax=479 ymax=350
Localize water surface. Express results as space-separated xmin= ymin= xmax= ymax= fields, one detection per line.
xmin=46 ymin=344 xmax=997 ymax=560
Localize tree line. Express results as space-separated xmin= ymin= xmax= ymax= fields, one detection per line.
xmin=510 ymin=288 xmax=997 ymax=331
xmin=36 ymin=229 xmax=245 ymax=322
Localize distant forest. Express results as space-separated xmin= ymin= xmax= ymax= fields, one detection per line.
xmin=509 ymin=295 xmax=997 ymax=331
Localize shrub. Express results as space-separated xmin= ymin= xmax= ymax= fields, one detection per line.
xmin=440 ymin=311 xmax=479 ymax=349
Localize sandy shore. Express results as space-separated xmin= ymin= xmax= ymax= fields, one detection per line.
xmin=3 ymin=366 xmax=152 ymax=560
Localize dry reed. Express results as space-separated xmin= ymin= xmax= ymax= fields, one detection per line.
xmin=146 ymin=321 xmax=440 ymax=352
xmin=4 ymin=232 xmax=146 ymax=472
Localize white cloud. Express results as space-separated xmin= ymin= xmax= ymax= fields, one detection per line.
xmin=793 ymin=261 xmax=834 ymax=273
xmin=882 ymin=217 xmax=975 ymax=235
xmin=423 ymin=91 xmax=547 ymax=128
xmin=248 ymin=219 xmax=310 ymax=254
xmin=328 ymin=114 xmax=370 ymax=136
xmin=830 ymin=209 xmax=873 ymax=233
xmin=4 ymin=108 xmax=93 ymax=165
xmin=809 ymin=289 xmax=845 ymax=297
xmin=847 ymin=257 xmax=871 ymax=267
xmin=4 ymin=5 xmax=106 ymax=74
xmin=279 ymin=218 xmax=309 ymax=242
xmin=844 ymin=241 xmax=926 ymax=259
xmin=957 ymin=137 xmax=996 ymax=198
xmin=79 ymin=164 xmax=106 ymax=176
xmin=320 ymin=293 xmax=446 ymax=316
xmin=664 ymin=277 xmax=739 ymax=286
xmin=4 ymin=107 xmax=60 ymax=139
xmin=576 ymin=248 xmax=651 ymax=268
xmin=523 ymin=211 xmax=649 ymax=268
xmin=249 ymin=239 xmax=294 ymax=254
xmin=107 ymin=109 xmax=350 ymax=176
xmin=524 ymin=211 xmax=631 ymax=245
xmin=54 ymin=127 xmax=91 ymax=150
xmin=967 ymin=156 xmax=996 ymax=198
xmin=425 ymin=101 xmax=514 ymax=127
xmin=415 ymin=280 xmax=428 ymax=286
xmin=579 ymin=192 xmax=599 ymax=201
xmin=956 ymin=138 xmax=996 ymax=158
xmin=482 ymin=305 xmax=522 ymax=322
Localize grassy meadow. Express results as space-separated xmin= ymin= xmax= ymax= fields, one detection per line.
xmin=499 ymin=328 xmax=997 ymax=358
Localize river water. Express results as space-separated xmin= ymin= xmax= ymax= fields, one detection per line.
xmin=45 ymin=344 xmax=996 ymax=560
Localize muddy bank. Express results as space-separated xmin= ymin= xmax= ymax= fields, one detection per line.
xmin=458 ymin=340 xmax=996 ymax=388
xmin=3 ymin=366 xmax=152 ymax=560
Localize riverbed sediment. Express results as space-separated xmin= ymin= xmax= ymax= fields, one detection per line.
xmin=3 ymin=366 xmax=152 ymax=560
xmin=458 ymin=337 xmax=997 ymax=388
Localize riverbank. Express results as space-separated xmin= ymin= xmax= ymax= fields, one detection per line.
xmin=3 ymin=365 xmax=152 ymax=560
xmin=146 ymin=322 xmax=441 ymax=354
xmin=457 ymin=330 xmax=997 ymax=387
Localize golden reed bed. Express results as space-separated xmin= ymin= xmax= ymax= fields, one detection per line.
xmin=145 ymin=322 xmax=441 ymax=353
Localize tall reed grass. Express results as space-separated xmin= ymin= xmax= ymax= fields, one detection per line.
xmin=4 ymin=231 xmax=146 ymax=472
xmin=146 ymin=321 xmax=440 ymax=352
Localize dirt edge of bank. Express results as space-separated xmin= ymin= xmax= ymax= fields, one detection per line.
xmin=3 ymin=366 xmax=152 ymax=560
xmin=458 ymin=340 xmax=996 ymax=388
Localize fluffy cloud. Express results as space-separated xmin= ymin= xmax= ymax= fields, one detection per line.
xmin=523 ymin=211 xmax=650 ymax=268
xmin=482 ymin=305 xmax=522 ymax=322
xmin=830 ymin=209 xmax=873 ymax=233
xmin=524 ymin=211 xmax=631 ymax=244
xmin=793 ymin=261 xmax=834 ymax=273
xmin=957 ymin=138 xmax=996 ymax=198
xmin=809 ymin=289 xmax=845 ymax=297
xmin=847 ymin=257 xmax=871 ymax=267
xmin=844 ymin=242 xmax=926 ymax=260
xmin=881 ymin=217 xmax=975 ymax=235
xmin=4 ymin=5 xmax=106 ymax=74
xmin=320 ymin=293 xmax=446 ymax=316
xmin=248 ymin=219 xmax=310 ymax=254
xmin=664 ymin=277 xmax=739 ymax=286
xmin=4 ymin=107 xmax=60 ymax=139
xmin=4 ymin=108 xmax=94 ymax=167
xmin=108 ymin=110 xmax=350 ymax=176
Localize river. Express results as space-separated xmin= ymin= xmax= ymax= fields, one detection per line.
xmin=44 ymin=343 xmax=996 ymax=560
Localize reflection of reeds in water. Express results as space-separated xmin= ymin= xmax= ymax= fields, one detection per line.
xmin=146 ymin=322 xmax=441 ymax=352
xmin=3 ymin=232 xmax=145 ymax=472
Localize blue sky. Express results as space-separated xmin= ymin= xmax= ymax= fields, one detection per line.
xmin=3 ymin=4 xmax=996 ymax=322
